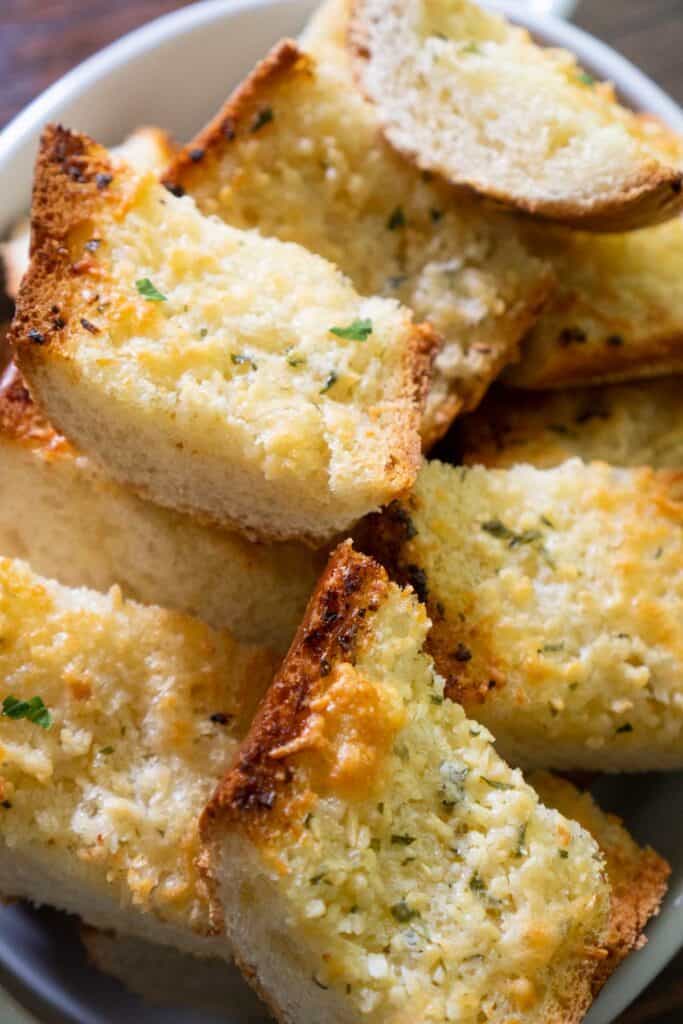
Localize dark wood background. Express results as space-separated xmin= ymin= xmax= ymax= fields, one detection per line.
xmin=1 ymin=1 xmax=682 ymax=1021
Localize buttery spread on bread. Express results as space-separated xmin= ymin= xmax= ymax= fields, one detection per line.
xmin=365 ymin=459 xmax=683 ymax=771
xmin=201 ymin=543 xmax=611 ymax=1024
xmin=0 ymin=555 xmax=276 ymax=951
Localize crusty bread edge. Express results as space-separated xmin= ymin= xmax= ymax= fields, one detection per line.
xmin=200 ymin=542 xmax=613 ymax=1024
xmin=11 ymin=124 xmax=438 ymax=546
xmin=347 ymin=0 xmax=683 ymax=232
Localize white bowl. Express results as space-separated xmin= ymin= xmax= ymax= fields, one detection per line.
xmin=0 ymin=3 xmax=681 ymax=1022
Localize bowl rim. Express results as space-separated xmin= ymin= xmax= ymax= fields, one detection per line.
xmin=2 ymin=0 xmax=683 ymax=176
xmin=0 ymin=2 xmax=681 ymax=1024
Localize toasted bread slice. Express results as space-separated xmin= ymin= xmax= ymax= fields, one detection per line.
xmin=12 ymin=126 xmax=434 ymax=546
xmin=529 ymin=773 xmax=669 ymax=987
xmin=0 ymin=554 xmax=278 ymax=956
xmin=458 ymin=378 xmax=683 ymax=470
xmin=0 ymin=363 xmax=322 ymax=652
xmin=507 ymin=215 xmax=683 ymax=389
xmin=362 ymin=459 xmax=683 ymax=772
xmin=1 ymin=126 xmax=176 ymax=302
xmin=349 ymin=0 xmax=683 ymax=230
xmin=201 ymin=541 xmax=613 ymax=1024
xmin=83 ymin=773 xmax=668 ymax=1013
xmin=164 ymin=38 xmax=553 ymax=447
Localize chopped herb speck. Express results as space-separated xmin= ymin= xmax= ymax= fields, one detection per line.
xmin=329 ymin=318 xmax=373 ymax=341
xmin=136 ymin=278 xmax=166 ymax=302
xmin=391 ymin=899 xmax=419 ymax=923
xmin=2 ymin=695 xmax=52 ymax=730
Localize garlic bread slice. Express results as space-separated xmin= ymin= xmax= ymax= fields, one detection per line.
xmin=201 ymin=541 xmax=613 ymax=1024
xmin=350 ymin=0 xmax=683 ymax=230
xmin=0 ymin=554 xmax=277 ymax=956
xmin=1 ymin=125 xmax=176 ymax=302
xmin=364 ymin=459 xmax=683 ymax=772
xmin=508 ymin=215 xmax=683 ymax=389
xmin=12 ymin=126 xmax=434 ymax=545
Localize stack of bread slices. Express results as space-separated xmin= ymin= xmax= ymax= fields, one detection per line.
xmin=1 ymin=2 xmax=681 ymax=1022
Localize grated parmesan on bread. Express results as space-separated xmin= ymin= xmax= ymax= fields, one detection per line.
xmin=1 ymin=126 xmax=177 ymax=302
xmin=507 ymin=214 xmax=683 ymax=389
xmin=349 ymin=0 xmax=683 ymax=230
xmin=83 ymin=770 xmax=668 ymax=1014
xmin=201 ymin=541 xmax=614 ymax=1024
xmin=529 ymin=772 xmax=669 ymax=987
xmin=363 ymin=459 xmax=683 ymax=772
xmin=0 ymin=554 xmax=278 ymax=956
xmin=0 ymin=363 xmax=322 ymax=652
xmin=164 ymin=35 xmax=553 ymax=447
xmin=11 ymin=125 xmax=435 ymax=545
xmin=458 ymin=379 xmax=683 ymax=470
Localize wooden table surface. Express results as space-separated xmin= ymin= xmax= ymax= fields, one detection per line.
xmin=1 ymin=1 xmax=682 ymax=1021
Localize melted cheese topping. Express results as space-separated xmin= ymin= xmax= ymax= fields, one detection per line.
xmin=0 ymin=556 xmax=275 ymax=932
xmin=401 ymin=459 xmax=683 ymax=770
xmin=251 ymin=586 xmax=609 ymax=1022
xmin=53 ymin=168 xmax=422 ymax=541
xmin=179 ymin=36 xmax=549 ymax=437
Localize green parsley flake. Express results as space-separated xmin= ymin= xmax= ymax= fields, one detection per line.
xmin=135 ymin=278 xmax=166 ymax=302
xmin=329 ymin=318 xmax=373 ymax=341
xmin=578 ymin=71 xmax=596 ymax=86
xmin=390 ymin=899 xmax=419 ymax=923
xmin=2 ymin=695 xmax=52 ymax=730
xmin=100 ymin=746 xmax=115 ymax=755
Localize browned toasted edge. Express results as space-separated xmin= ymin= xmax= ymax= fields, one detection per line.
xmin=530 ymin=773 xmax=671 ymax=995
xmin=347 ymin=1 xmax=683 ymax=232
xmin=163 ymin=39 xmax=306 ymax=194
xmin=200 ymin=540 xmax=388 ymax=832
xmin=0 ymin=360 xmax=70 ymax=452
xmin=357 ymin=492 xmax=508 ymax=708
xmin=199 ymin=540 xmax=390 ymax=924
xmin=9 ymin=125 xmax=121 ymax=388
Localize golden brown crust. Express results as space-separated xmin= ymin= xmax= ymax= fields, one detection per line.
xmin=164 ymin=39 xmax=307 ymax=195
xmin=9 ymin=125 xmax=120 ymax=382
xmin=356 ymin=500 xmax=498 ymax=706
xmin=0 ymin=361 xmax=70 ymax=452
xmin=200 ymin=541 xmax=389 ymax=844
xmin=348 ymin=2 xmax=683 ymax=232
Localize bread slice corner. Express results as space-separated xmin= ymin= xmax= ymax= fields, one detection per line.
xmin=349 ymin=0 xmax=683 ymax=230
